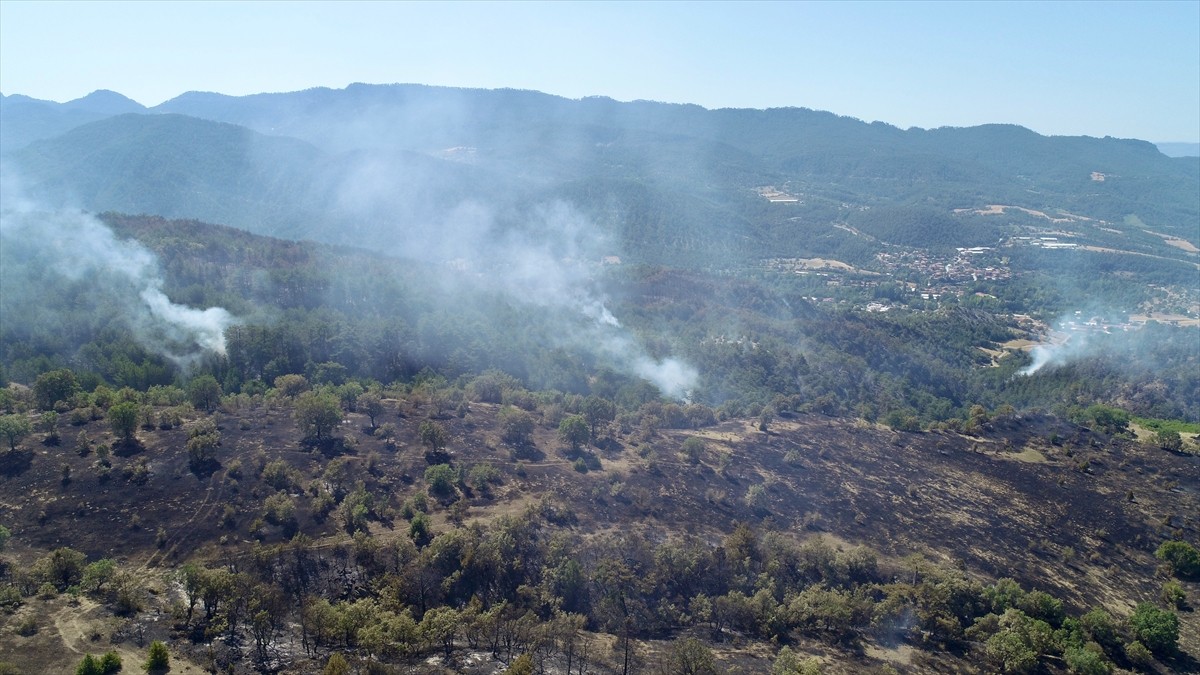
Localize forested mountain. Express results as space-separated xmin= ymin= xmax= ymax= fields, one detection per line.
xmin=0 ymin=90 xmax=145 ymax=150
xmin=5 ymin=84 xmax=1197 ymax=267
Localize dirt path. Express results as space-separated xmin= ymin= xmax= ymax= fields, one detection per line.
xmin=136 ymin=472 xmax=226 ymax=574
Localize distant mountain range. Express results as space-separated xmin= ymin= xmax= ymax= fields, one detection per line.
xmin=2 ymin=85 xmax=1196 ymax=266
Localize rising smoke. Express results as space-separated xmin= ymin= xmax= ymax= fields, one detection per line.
xmin=0 ymin=169 xmax=237 ymax=370
xmin=426 ymin=199 xmax=699 ymax=399
xmin=1018 ymin=311 xmax=1138 ymax=376
xmin=320 ymin=142 xmax=701 ymax=398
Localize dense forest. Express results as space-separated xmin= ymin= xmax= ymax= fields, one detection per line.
xmin=2 ymin=215 xmax=1196 ymax=427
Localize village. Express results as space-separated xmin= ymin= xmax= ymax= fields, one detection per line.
xmin=756 ymin=245 xmax=1199 ymax=329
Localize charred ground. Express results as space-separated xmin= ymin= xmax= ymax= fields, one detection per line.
xmin=0 ymin=390 xmax=1196 ymax=673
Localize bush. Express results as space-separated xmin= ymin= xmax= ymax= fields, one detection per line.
xmin=1124 ymin=640 xmax=1153 ymax=668
xmin=467 ymin=463 xmax=501 ymax=491
xmin=1063 ymin=645 xmax=1111 ymax=675
xmin=99 ymin=651 xmax=121 ymax=674
xmin=1155 ymin=540 xmax=1200 ymax=578
xmin=499 ymin=407 xmax=535 ymax=446
xmin=143 ymin=640 xmax=169 ymax=672
xmin=76 ymin=654 xmax=102 ymax=675
xmin=425 ymin=464 xmax=457 ymax=496
xmin=16 ymin=616 xmax=37 ymax=636
xmin=75 ymin=651 xmax=121 ymax=675
xmin=1128 ymin=602 xmax=1178 ymax=656
xmin=1161 ymin=580 xmax=1187 ymax=609
xmin=681 ymin=437 xmax=706 ymax=464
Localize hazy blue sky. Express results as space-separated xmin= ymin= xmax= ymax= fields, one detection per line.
xmin=1 ymin=0 xmax=1197 ymax=141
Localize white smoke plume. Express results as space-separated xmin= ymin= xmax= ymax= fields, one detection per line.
xmin=1018 ymin=311 xmax=1131 ymax=376
xmin=466 ymin=200 xmax=699 ymax=399
xmin=356 ymin=189 xmax=699 ymax=398
xmin=0 ymin=170 xmax=237 ymax=369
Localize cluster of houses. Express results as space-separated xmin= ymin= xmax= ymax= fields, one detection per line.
xmin=874 ymin=247 xmax=1012 ymax=285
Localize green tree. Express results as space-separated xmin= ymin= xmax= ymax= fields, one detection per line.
xmin=409 ymin=511 xmax=431 ymax=546
xmin=1128 ymin=602 xmax=1178 ymax=656
xmin=39 ymin=410 xmax=60 ymax=444
xmin=499 ymin=406 xmax=534 ymax=446
xmin=76 ymin=654 xmax=102 ymax=675
xmin=1083 ymin=404 xmax=1129 ymax=435
xmin=107 ymin=402 xmax=140 ymax=443
xmin=187 ymin=375 xmax=223 ymax=412
xmin=467 ymin=463 xmax=500 ymax=492
xmin=1124 ymin=640 xmax=1153 ymax=669
xmin=1155 ymin=540 xmax=1200 ymax=578
xmin=558 ymin=415 xmax=590 ymax=453
xmin=186 ymin=419 xmax=221 ymax=469
xmin=81 ymin=559 xmax=117 ymax=594
xmin=99 ymin=651 xmax=121 ymax=673
xmin=375 ymin=422 xmax=397 ymax=449
xmin=273 ymin=374 xmax=310 ymax=398
xmin=1160 ymin=580 xmax=1186 ymax=609
xmin=0 ymin=414 xmax=31 ymax=451
xmin=34 ymin=369 xmax=79 ymax=410
xmin=419 ymin=421 xmax=448 ymax=453
xmin=771 ymin=646 xmax=821 ymax=674
xmin=1154 ymin=429 xmax=1183 ymax=452
xmin=336 ymin=382 xmax=364 ymax=411
xmin=985 ymin=609 xmax=1053 ymax=674
xmin=425 ymin=464 xmax=457 ymax=496
xmin=1063 ymin=645 xmax=1111 ymax=675
xmin=310 ymin=361 xmax=347 ymax=386
xmin=294 ymin=391 xmax=342 ymax=440
xmin=1080 ymin=608 xmax=1118 ymax=649
xmin=583 ymin=396 xmax=616 ymax=438
xmin=418 ymin=605 xmax=459 ymax=658
xmin=357 ymin=392 xmax=384 ymax=430
xmin=143 ymin=640 xmax=169 ymax=672
xmin=34 ymin=547 xmax=87 ymax=590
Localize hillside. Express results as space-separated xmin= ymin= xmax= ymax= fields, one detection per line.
xmin=0 ymin=375 xmax=1196 ymax=674
xmin=1 ymin=82 xmax=1198 ymax=675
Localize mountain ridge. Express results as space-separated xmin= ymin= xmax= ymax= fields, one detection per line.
xmin=4 ymin=83 xmax=1197 ymax=267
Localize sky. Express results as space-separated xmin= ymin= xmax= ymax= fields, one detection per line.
xmin=1 ymin=0 xmax=1198 ymax=142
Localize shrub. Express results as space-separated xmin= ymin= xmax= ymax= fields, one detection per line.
xmin=425 ymin=464 xmax=457 ymax=496
xmin=144 ymin=640 xmax=169 ymax=671
xmin=1063 ymin=645 xmax=1111 ymax=675
xmin=16 ymin=616 xmax=37 ymax=636
xmin=1128 ymin=602 xmax=1179 ymax=656
xmin=1161 ymin=580 xmax=1187 ymax=609
xmin=1124 ymin=640 xmax=1153 ymax=668
xmin=681 ymin=437 xmax=706 ymax=464
xmin=75 ymin=651 xmax=122 ymax=675
xmin=1155 ymin=540 xmax=1200 ymax=579
xmin=76 ymin=654 xmax=102 ymax=675
xmin=468 ymin=463 xmax=501 ymax=491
